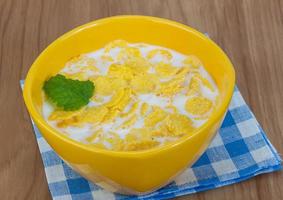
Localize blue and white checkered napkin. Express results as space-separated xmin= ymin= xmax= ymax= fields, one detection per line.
xmin=21 ymin=81 xmax=281 ymax=200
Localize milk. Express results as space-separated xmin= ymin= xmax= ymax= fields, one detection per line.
xmin=42 ymin=42 xmax=219 ymax=146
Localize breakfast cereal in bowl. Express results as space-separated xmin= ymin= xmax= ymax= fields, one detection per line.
xmin=42 ymin=40 xmax=219 ymax=151
xmin=24 ymin=16 xmax=235 ymax=193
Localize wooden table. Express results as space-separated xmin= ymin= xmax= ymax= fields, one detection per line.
xmin=0 ymin=0 xmax=282 ymax=199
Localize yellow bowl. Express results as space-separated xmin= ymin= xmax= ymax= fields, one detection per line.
xmin=23 ymin=16 xmax=235 ymax=194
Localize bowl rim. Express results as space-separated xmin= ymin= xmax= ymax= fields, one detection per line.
xmin=23 ymin=15 xmax=235 ymax=158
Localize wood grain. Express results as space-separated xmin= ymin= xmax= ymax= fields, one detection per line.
xmin=0 ymin=0 xmax=282 ymax=199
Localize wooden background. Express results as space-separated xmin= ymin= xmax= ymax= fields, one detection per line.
xmin=0 ymin=0 xmax=282 ymax=199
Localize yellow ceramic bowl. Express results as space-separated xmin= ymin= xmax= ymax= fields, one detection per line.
xmin=23 ymin=16 xmax=235 ymax=194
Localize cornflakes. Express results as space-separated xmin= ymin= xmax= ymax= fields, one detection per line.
xmin=185 ymin=97 xmax=213 ymax=115
xmin=43 ymin=40 xmax=219 ymax=151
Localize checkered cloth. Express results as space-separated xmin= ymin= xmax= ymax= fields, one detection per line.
xmin=20 ymin=81 xmax=281 ymax=200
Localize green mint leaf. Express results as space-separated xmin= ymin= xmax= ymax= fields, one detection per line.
xmin=43 ymin=74 xmax=95 ymax=111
